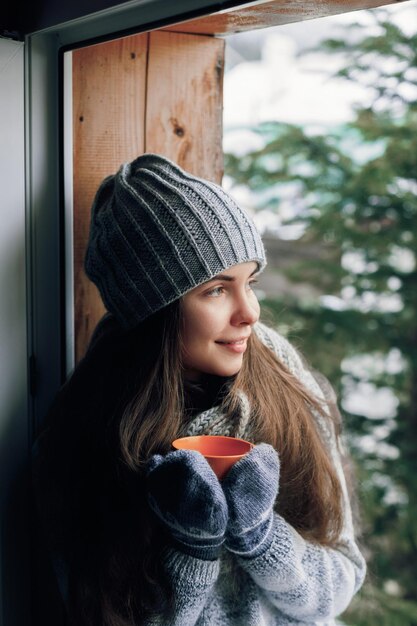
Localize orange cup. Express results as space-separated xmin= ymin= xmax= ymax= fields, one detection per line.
xmin=172 ymin=435 xmax=253 ymax=480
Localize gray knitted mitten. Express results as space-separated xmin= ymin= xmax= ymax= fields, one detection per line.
xmin=221 ymin=443 xmax=280 ymax=557
xmin=146 ymin=449 xmax=228 ymax=560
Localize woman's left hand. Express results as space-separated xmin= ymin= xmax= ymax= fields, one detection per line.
xmin=146 ymin=449 xmax=228 ymax=560
xmin=221 ymin=443 xmax=280 ymax=557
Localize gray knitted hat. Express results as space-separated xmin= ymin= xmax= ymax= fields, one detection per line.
xmin=84 ymin=153 xmax=266 ymax=329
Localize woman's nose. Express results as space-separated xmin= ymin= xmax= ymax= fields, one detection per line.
xmin=231 ymin=293 xmax=260 ymax=326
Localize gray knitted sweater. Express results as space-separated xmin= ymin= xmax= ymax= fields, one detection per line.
xmin=149 ymin=321 xmax=366 ymax=626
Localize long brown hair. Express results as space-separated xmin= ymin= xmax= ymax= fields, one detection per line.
xmin=233 ymin=332 xmax=344 ymax=544
xmin=38 ymin=298 xmax=345 ymax=626
xmin=119 ymin=301 xmax=344 ymax=546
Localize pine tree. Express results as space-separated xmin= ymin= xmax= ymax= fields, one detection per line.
xmin=225 ymin=9 xmax=417 ymax=623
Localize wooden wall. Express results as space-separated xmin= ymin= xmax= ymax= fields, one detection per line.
xmin=72 ymin=31 xmax=225 ymax=363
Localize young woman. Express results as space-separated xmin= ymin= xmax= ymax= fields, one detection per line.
xmin=32 ymin=153 xmax=366 ymax=626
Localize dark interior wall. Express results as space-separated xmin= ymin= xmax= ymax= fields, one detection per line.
xmin=0 ymin=0 xmax=132 ymax=38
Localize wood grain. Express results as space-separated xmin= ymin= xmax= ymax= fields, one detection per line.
xmin=146 ymin=31 xmax=225 ymax=182
xmin=72 ymin=31 xmax=225 ymax=362
xmin=72 ymin=34 xmax=147 ymax=362
xmin=163 ymin=0 xmax=408 ymax=35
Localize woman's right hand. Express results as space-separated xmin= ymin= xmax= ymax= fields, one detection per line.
xmin=221 ymin=443 xmax=280 ymax=557
xmin=146 ymin=449 xmax=228 ymax=560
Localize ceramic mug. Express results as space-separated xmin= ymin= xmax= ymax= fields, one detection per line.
xmin=172 ymin=434 xmax=253 ymax=480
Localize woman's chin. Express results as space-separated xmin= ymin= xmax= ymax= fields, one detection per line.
xmin=211 ymin=361 xmax=243 ymax=378
xmin=183 ymin=362 xmax=243 ymax=381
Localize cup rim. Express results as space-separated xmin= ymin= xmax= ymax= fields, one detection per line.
xmin=172 ymin=434 xmax=253 ymax=459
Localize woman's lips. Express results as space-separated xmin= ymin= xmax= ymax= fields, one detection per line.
xmin=215 ymin=338 xmax=248 ymax=353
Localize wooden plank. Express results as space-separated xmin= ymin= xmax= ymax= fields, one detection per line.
xmin=163 ymin=0 xmax=408 ymax=35
xmin=72 ymin=34 xmax=147 ymax=363
xmin=72 ymin=31 xmax=225 ymax=362
xmin=146 ymin=31 xmax=225 ymax=183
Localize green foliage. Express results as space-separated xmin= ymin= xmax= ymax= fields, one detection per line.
xmin=343 ymin=583 xmax=417 ymax=626
xmin=225 ymin=8 xmax=417 ymax=622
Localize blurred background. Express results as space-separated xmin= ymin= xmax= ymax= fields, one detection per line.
xmin=222 ymin=3 xmax=417 ymax=624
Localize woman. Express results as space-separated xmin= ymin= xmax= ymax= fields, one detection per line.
xmin=32 ymin=153 xmax=366 ymax=625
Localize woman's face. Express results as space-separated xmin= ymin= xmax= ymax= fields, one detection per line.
xmin=180 ymin=261 xmax=260 ymax=380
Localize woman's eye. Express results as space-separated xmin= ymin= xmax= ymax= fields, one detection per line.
xmin=206 ymin=286 xmax=224 ymax=297
xmin=248 ymin=279 xmax=258 ymax=290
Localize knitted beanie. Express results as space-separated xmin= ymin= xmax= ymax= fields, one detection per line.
xmin=84 ymin=153 xmax=266 ymax=329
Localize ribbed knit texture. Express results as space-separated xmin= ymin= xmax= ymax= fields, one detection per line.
xmin=222 ymin=443 xmax=280 ymax=558
xmin=146 ymin=449 xmax=228 ymax=560
xmin=148 ymin=322 xmax=367 ymax=626
xmin=84 ymin=154 xmax=266 ymax=329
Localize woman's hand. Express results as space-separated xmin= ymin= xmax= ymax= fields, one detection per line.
xmin=221 ymin=443 xmax=280 ymax=558
xmin=146 ymin=449 xmax=228 ymax=560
